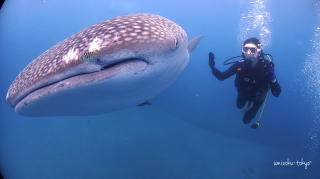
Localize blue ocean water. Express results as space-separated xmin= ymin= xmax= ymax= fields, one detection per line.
xmin=0 ymin=0 xmax=319 ymax=178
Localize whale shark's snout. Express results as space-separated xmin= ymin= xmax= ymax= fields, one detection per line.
xmin=6 ymin=13 xmax=202 ymax=116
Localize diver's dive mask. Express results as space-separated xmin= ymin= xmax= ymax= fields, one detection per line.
xmin=242 ymin=43 xmax=261 ymax=60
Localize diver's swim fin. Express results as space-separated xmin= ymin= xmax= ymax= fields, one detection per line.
xmin=243 ymin=111 xmax=256 ymax=124
xmin=138 ymin=101 xmax=152 ymax=106
xmin=251 ymin=122 xmax=260 ymax=129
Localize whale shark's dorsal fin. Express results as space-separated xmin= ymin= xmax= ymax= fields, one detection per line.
xmin=188 ymin=36 xmax=203 ymax=53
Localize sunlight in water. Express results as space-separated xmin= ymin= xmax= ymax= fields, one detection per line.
xmin=238 ymin=0 xmax=272 ymax=47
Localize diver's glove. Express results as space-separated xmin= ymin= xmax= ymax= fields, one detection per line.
xmin=265 ymin=62 xmax=281 ymax=97
xmin=208 ymin=52 xmax=215 ymax=70
xmin=265 ymin=62 xmax=276 ymax=82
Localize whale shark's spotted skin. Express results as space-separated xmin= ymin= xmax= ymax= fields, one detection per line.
xmin=7 ymin=13 xmax=186 ymax=108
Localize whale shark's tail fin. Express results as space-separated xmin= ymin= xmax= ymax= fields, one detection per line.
xmin=188 ymin=36 xmax=203 ymax=53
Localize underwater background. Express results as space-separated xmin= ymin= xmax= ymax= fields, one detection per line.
xmin=0 ymin=0 xmax=320 ymax=178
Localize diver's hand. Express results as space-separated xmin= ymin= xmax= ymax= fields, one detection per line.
xmin=208 ymin=52 xmax=215 ymax=70
xmin=265 ymin=63 xmax=276 ymax=82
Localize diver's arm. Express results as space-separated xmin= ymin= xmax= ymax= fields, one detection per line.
xmin=211 ymin=65 xmax=237 ymax=81
xmin=270 ymin=80 xmax=281 ymax=97
xmin=266 ymin=62 xmax=281 ymax=97
xmin=208 ymin=52 xmax=237 ymax=80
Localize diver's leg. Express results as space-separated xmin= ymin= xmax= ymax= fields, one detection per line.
xmin=243 ymin=90 xmax=267 ymax=124
xmin=237 ymin=91 xmax=247 ymax=109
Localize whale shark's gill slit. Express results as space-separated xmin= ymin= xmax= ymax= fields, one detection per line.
xmin=100 ymin=57 xmax=148 ymax=70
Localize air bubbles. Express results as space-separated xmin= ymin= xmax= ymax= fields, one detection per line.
xmin=301 ymin=14 xmax=320 ymax=153
xmin=238 ymin=0 xmax=272 ymax=47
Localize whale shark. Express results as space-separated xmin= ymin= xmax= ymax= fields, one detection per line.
xmin=6 ymin=13 xmax=202 ymax=116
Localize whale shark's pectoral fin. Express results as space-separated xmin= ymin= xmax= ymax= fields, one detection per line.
xmin=188 ymin=36 xmax=203 ymax=53
xmin=138 ymin=101 xmax=152 ymax=106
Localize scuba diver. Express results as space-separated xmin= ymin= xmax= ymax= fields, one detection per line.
xmin=208 ymin=37 xmax=281 ymax=126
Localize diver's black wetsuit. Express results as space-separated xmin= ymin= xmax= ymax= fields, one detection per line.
xmin=211 ymin=57 xmax=281 ymax=123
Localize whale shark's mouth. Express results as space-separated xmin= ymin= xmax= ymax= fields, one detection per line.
xmin=100 ymin=57 xmax=148 ymax=70
xmin=13 ymin=57 xmax=149 ymax=108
